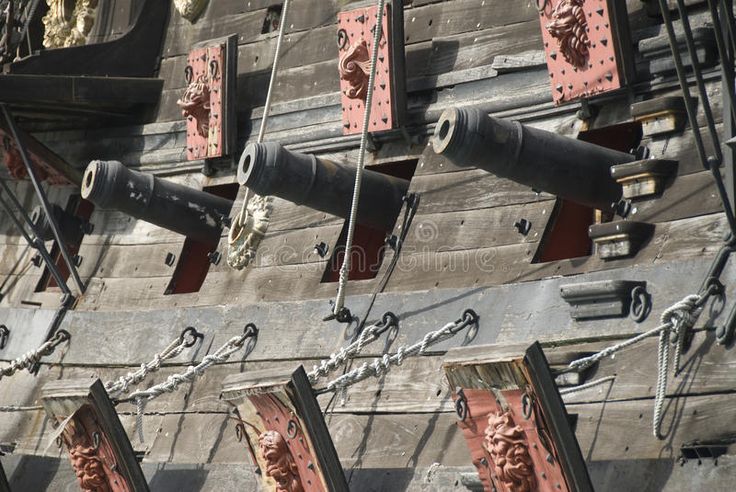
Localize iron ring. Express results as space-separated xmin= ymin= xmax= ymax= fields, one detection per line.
xmin=337 ymin=29 xmax=349 ymax=50
xmin=286 ymin=419 xmax=298 ymax=439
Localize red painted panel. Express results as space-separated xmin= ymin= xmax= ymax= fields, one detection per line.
xmin=454 ymin=388 xmax=571 ymax=492
xmin=337 ymin=4 xmax=395 ymax=135
xmin=539 ymin=0 xmax=624 ymax=105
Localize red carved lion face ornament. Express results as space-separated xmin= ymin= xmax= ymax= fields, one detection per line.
xmin=545 ymin=0 xmax=590 ymax=69
xmin=177 ymin=74 xmax=211 ymax=137
xmin=483 ymin=411 xmax=537 ymax=492
xmin=258 ymin=430 xmax=304 ymax=492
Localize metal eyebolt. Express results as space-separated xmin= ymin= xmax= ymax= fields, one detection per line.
xmin=180 ymin=326 xmax=204 ymax=348
xmin=451 ymin=309 xmax=479 ymax=334
xmin=92 ymin=431 xmax=101 ymax=450
xmin=455 ymin=387 xmax=469 ymax=421
xmin=235 ymin=423 xmax=245 ymax=442
xmin=0 ymin=325 xmax=9 ymax=350
xmin=286 ymin=419 xmax=298 ymax=439
xmin=184 ymin=65 xmax=194 ymax=85
xmin=336 ymin=28 xmax=349 ymax=50
xmin=379 ymin=311 xmax=399 ymax=332
xmin=536 ymin=0 xmax=548 ymax=12
xmin=522 ymin=393 xmax=534 ymax=420
xmin=696 ymin=278 xmax=724 ymax=308
xmin=53 ymin=329 xmax=71 ymax=345
xmin=630 ymin=285 xmax=651 ymax=323
xmin=209 ymin=59 xmax=219 ymax=79
xmin=242 ymin=323 xmax=259 ymax=342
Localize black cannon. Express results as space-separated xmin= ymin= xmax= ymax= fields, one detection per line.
xmin=432 ymin=107 xmax=635 ymax=210
xmin=237 ymin=142 xmax=410 ymax=231
xmin=81 ymin=160 xmax=232 ymax=243
xmin=31 ymin=204 xmax=90 ymax=244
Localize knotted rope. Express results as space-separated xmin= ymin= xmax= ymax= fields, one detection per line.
xmin=322 ymin=310 xmax=478 ymax=395
xmin=333 ymin=0 xmax=387 ymax=315
xmin=119 ymin=325 xmax=258 ymax=443
xmin=227 ymin=0 xmax=291 ymax=269
xmin=105 ymin=327 xmax=202 ymax=398
xmin=566 ymin=294 xmax=702 ymax=438
xmin=307 ymin=312 xmax=398 ymax=383
xmin=0 ymin=329 xmax=70 ymax=380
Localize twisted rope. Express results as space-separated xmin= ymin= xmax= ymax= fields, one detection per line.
xmin=227 ymin=0 xmax=290 ymax=270
xmin=559 ymin=376 xmax=616 ymax=396
xmin=105 ymin=329 xmax=201 ymax=398
xmin=333 ymin=0 xmax=387 ymax=315
xmin=308 ymin=312 xmax=398 ymax=383
xmin=0 ymin=404 xmax=42 ymax=412
xmin=323 ymin=310 xmax=477 ymax=394
xmin=566 ymin=295 xmax=701 ymax=438
xmin=122 ymin=326 xmax=258 ymax=442
xmin=0 ymin=329 xmax=70 ymax=380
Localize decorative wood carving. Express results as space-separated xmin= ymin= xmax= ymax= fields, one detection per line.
xmin=41 ymin=379 xmax=149 ymax=492
xmin=174 ymin=0 xmax=208 ymax=22
xmin=484 ymin=411 xmax=537 ymax=492
xmin=444 ymin=343 xmax=593 ymax=492
xmin=339 ymin=40 xmax=371 ymax=100
xmin=42 ymin=0 xmax=100 ymax=49
xmin=336 ymin=0 xmax=406 ymax=135
xmin=222 ymin=366 xmax=348 ymax=492
xmin=539 ymin=0 xmax=633 ymax=105
xmin=545 ymin=0 xmax=589 ymax=69
xmin=258 ymin=430 xmax=305 ymax=492
xmin=180 ymin=35 xmax=237 ymax=161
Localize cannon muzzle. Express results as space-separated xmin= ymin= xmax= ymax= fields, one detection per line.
xmin=238 ymin=142 xmax=410 ymax=232
xmin=81 ymin=160 xmax=232 ymax=243
xmin=432 ymin=108 xmax=634 ymax=210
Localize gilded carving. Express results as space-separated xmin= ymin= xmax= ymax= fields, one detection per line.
xmin=258 ymin=430 xmax=304 ymax=492
xmin=174 ymin=0 xmax=208 ymax=22
xmin=339 ymin=40 xmax=371 ymax=100
xmin=177 ymin=73 xmax=211 ymax=138
xmin=545 ymin=0 xmax=590 ymax=69
xmin=483 ymin=411 xmax=536 ymax=492
xmin=42 ymin=0 xmax=99 ymax=49
xmin=63 ymin=420 xmax=111 ymax=492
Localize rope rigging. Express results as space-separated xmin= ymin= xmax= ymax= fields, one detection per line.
xmin=0 ymin=329 xmax=70 ymax=380
xmin=227 ymin=0 xmax=291 ymax=269
xmin=105 ymin=327 xmax=203 ymax=398
xmin=333 ymin=0 xmax=387 ymax=317
xmin=116 ymin=324 xmax=258 ymax=443
xmin=318 ymin=309 xmax=478 ymax=395
xmin=564 ymin=293 xmax=706 ymax=438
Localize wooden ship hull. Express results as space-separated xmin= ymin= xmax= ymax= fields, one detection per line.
xmin=0 ymin=0 xmax=735 ymax=490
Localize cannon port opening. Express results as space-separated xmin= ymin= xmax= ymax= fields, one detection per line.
xmin=164 ymin=182 xmax=238 ymax=295
xmin=322 ymin=158 xmax=418 ymax=283
xmin=533 ymin=121 xmax=642 ymax=263
xmin=262 ymin=4 xmax=283 ymax=34
xmin=35 ymin=195 xmax=94 ymax=292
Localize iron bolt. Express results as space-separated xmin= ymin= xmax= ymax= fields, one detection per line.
xmin=313 ymin=242 xmax=329 ymax=258
xmin=165 ymin=252 xmax=176 ymax=267
xmin=514 ymin=219 xmax=532 ymax=236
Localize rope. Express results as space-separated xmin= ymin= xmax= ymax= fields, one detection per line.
xmin=227 ymin=0 xmax=291 ymax=270
xmin=322 ymin=310 xmax=478 ymax=395
xmin=104 ymin=328 xmax=201 ymax=398
xmin=0 ymin=404 xmax=43 ymax=412
xmin=0 ymin=329 xmax=70 ymax=380
xmin=120 ymin=325 xmax=258 ymax=443
xmin=333 ymin=0 xmax=387 ymax=315
xmin=307 ymin=312 xmax=398 ymax=383
xmin=566 ymin=295 xmax=701 ymax=438
xmin=559 ymin=376 xmax=616 ymax=396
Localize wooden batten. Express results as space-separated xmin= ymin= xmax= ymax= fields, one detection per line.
xmin=610 ymin=159 xmax=678 ymax=200
xmin=443 ymin=342 xmax=593 ymax=492
xmin=40 ymin=379 xmax=149 ymax=492
xmin=0 ymin=458 xmax=8 ymax=492
xmin=631 ymin=96 xmax=687 ymax=137
xmin=221 ymin=366 xmax=348 ymax=492
xmin=588 ymin=221 xmax=655 ymax=260
xmin=559 ymin=279 xmax=647 ymax=320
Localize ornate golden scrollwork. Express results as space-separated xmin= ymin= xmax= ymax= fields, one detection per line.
xmin=545 ymin=0 xmax=590 ymax=69
xmin=42 ymin=0 xmax=99 ymax=49
xmin=483 ymin=411 xmax=537 ymax=492
xmin=258 ymin=430 xmax=304 ymax=492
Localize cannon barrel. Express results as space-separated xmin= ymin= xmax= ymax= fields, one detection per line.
xmin=81 ymin=160 xmax=232 ymax=243
xmin=237 ymin=142 xmax=410 ymax=231
xmin=432 ymin=107 xmax=634 ymax=210
xmin=31 ymin=204 xmax=86 ymax=244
